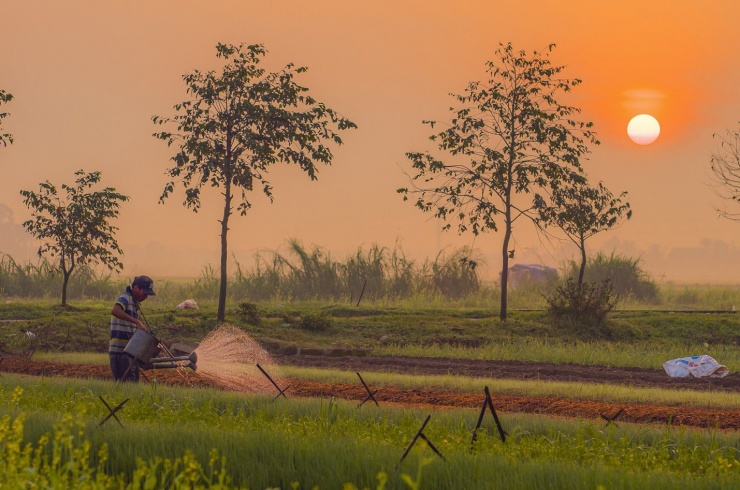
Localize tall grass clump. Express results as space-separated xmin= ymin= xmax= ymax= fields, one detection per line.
xmin=563 ymin=251 xmax=658 ymax=303
xmin=224 ymin=240 xmax=482 ymax=302
xmin=0 ymin=254 xmax=121 ymax=300
xmin=423 ymin=248 xmax=482 ymax=298
xmin=185 ymin=264 xmax=221 ymax=299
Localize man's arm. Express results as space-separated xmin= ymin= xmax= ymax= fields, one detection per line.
xmin=111 ymin=304 xmax=148 ymax=331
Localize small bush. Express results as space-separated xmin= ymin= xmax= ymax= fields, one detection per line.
xmin=298 ymin=311 xmax=333 ymax=331
xmin=0 ymin=328 xmax=38 ymax=357
xmin=547 ymin=278 xmax=618 ymax=334
xmin=238 ymin=301 xmax=261 ymax=325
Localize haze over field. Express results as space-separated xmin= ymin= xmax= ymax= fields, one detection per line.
xmin=1 ymin=0 xmax=739 ymax=282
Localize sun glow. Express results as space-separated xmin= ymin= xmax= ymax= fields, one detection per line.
xmin=627 ymin=114 xmax=661 ymax=145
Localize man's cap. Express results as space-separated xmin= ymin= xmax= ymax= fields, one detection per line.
xmin=132 ymin=275 xmax=156 ymax=296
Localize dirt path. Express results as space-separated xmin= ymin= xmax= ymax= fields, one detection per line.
xmin=289 ymin=379 xmax=740 ymax=430
xmin=1 ymin=354 xmax=738 ymax=430
xmin=279 ymin=354 xmax=740 ymax=391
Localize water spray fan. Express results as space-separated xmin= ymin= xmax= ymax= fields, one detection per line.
xmin=123 ymin=307 xmax=197 ymax=372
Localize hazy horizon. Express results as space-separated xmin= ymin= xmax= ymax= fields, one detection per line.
xmin=2 ymin=1 xmax=739 ymax=284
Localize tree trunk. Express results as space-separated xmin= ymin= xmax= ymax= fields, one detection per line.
xmin=578 ymin=236 xmax=587 ymax=286
xmin=217 ymin=182 xmax=232 ymax=323
xmin=500 ymin=222 xmax=511 ymax=321
xmin=61 ymin=269 xmax=71 ymax=306
xmin=500 ymin=170 xmax=513 ymax=321
xmin=500 ymin=94 xmax=517 ymax=322
xmin=218 ymin=125 xmax=235 ymax=323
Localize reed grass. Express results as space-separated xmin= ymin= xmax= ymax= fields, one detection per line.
xmin=2 ymin=246 xmax=739 ymax=313
xmin=0 ymin=243 xmax=486 ymax=304
xmin=0 ymin=254 xmax=120 ymax=300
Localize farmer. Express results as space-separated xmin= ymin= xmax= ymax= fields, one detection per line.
xmin=109 ymin=275 xmax=155 ymax=382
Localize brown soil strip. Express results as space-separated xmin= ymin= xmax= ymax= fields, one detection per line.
xmin=288 ymin=380 xmax=740 ymax=430
xmin=1 ymin=355 xmax=738 ymax=430
xmin=279 ymin=354 xmax=740 ymax=391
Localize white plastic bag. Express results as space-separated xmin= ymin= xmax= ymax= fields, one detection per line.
xmin=662 ymin=355 xmax=729 ymax=378
xmin=176 ymin=299 xmax=198 ymax=310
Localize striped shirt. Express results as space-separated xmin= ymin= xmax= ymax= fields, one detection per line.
xmin=109 ymin=289 xmax=139 ymax=353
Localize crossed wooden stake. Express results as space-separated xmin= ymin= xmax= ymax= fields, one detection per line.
xmin=256 ymin=363 xmax=290 ymax=402
xmin=356 ymin=372 xmax=379 ymax=407
xmin=470 ymin=386 xmax=507 ymax=448
xmin=399 ymin=415 xmax=446 ymax=464
xmin=600 ymin=408 xmax=624 ymax=427
xmin=97 ymin=396 xmax=129 ymax=428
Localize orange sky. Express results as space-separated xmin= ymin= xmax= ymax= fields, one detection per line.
xmin=1 ymin=0 xmax=740 ymax=282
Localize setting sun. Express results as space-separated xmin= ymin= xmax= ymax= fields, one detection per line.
xmin=627 ymin=114 xmax=661 ymax=145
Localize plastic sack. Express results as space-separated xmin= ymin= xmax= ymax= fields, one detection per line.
xmin=662 ymin=355 xmax=729 ymax=378
xmin=176 ymin=299 xmax=198 ymax=310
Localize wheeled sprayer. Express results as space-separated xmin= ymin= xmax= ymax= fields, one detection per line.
xmin=122 ymin=301 xmax=197 ymax=372
xmin=124 ymin=329 xmax=197 ymax=371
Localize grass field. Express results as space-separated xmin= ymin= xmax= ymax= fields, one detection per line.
xmin=2 ymin=297 xmax=738 ymax=371
xmin=377 ymin=338 xmax=740 ymax=371
xmin=1 ymin=374 xmax=738 ymax=489
xmin=1 ymin=294 xmax=738 ymax=489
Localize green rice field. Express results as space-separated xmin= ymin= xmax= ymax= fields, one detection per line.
xmin=1 ymin=374 xmax=738 ymax=489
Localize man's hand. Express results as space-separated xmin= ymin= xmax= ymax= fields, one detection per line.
xmin=136 ymin=320 xmax=149 ymax=332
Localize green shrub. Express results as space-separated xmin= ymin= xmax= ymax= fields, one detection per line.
xmin=563 ymin=251 xmax=658 ymax=303
xmin=299 ymin=311 xmax=334 ymax=331
xmin=547 ymin=278 xmax=618 ymax=334
xmin=237 ymin=302 xmax=261 ymax=325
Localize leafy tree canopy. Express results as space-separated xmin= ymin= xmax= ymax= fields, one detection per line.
xmin=709 ymin=123 xmax=740 ymax=221
xmin=400 ymin=43 xmax=596 ymax=237
xmin=153 ymin=42 xmax=357 ymax=215
xmin=20 ymin=170 xmax=128 ymax=305
xmin=153 ymin=42 xmax=356 ymax=321
xmin=0 ymin=89 xmax=13 ymax=147
xmin=399 ymin=42 xmax=597 ymax=320
xmin=537 ymin=180 xmax=631 ymax=285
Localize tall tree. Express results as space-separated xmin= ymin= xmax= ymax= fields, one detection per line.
xmin=0 ymin=89 xmax=13 ymax=147
xmin=709 ymin=124 xmax=740 ymax=221
xmin=537 ymin=181 xmax=631 ymax=285
xmin=20 ymin=170 xmax=129 ymax=306
xmin=399 ymin=43 xmax=597 ymax=320
xmin=153 ymin=43 xmax=356 ymax=322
